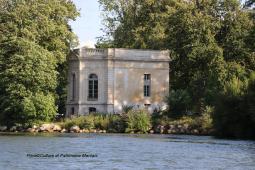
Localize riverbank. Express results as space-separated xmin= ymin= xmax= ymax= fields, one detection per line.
xmin=0 ymin=112 xmax=214 ymax=135
xmin=0 ymin=123 xmax=212 ymax=135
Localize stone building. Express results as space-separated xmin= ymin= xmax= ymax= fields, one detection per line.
xmin=66 ymin=48 xmax=170 ymax=116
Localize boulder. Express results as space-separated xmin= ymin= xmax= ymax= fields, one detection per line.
xmin=149 ymin=130 xmax=154 ymax=134
xmin=102 ymin=130 xmax=107 ymax=133
xmin=159 ymin=125 xmax=165 ymax=134
xmin=183 ymin=124 xmax=189 ymax=130
xmin=53 ymin=124 xmax=62 ymax=132
xmin=82 ymin=129 xmax=90 ymax=133
xmin=70 ymin=125 xmax=80 ymax=133
xmin=39 ymin=123 xmax=54 ymax=132
xmin=32 ymin=125 xmax=38 ymax=129
xmin=192 ymin=129 xmax=199 ymax=135
xmin=61 ymin=128 xmax=67 ymax=133
xmin=171 ymin=129 xmax=176 ymax=134
xmin=16 ymin=126 xmax=24 ymax=132
xmin=167 ymin=129 xmax=172 ymax=134
xmin=0 ymin=126 xmax=7 ymax=132
xmin=26 ymin=128 xmax=35 ymax=133
xmin=89 ymin=129 xmax=97 ymax=133
xmin=154 ymin=125 xmax=164 ymax=134
xmin=177 ymin=125 xmax=182 ymax=129
xmin=9 ymin=126 xmax=17 ymax=132
xmin=169 ymin=125 xmax=175 ymax=130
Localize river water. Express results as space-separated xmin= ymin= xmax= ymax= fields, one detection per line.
xmin=0 ymin=133 xmax=254 ymax=170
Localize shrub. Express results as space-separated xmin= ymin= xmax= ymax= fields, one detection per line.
xmin=108 ymin=114 xmax=126 ymax=133
xmin=122 ymin=105 xmax=134 ymax=114
xmin=199 ymin=106 xmax=213 ymax=130
xmin=60 ymin=114 xmax=126 ymax=132
xmin=94 ymin=114 xmax=110 ymax=130
xmin=166 ymin=89 xmax=192 ymax=118
xmin=61 ymin=115 xmax=95 ymax=130
xmin=125 ymin=110 xmax=151 ymax=133
xmin=213 ymin=75 xmax=255 ymax=139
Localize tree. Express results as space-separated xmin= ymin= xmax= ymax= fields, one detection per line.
xmin=99 ymin=0 xmax=255 ymax=138
xmin=0 ymin=0 xmax=79 ymax=125
xmin=166 ymin=1 xmax=227 ymax=110
xmin=213 ymin=73 xmax=255 ymax=139
xmin=97 ymin=0 xmax=172 ymax=49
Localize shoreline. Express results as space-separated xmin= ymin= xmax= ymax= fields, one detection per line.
xmin=0 ymin=131 xmax=213 ymax=137
xmin=0 ymin=122 xmax=213 ymax=136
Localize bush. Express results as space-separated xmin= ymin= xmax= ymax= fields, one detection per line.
xmin=61 ymin=115 xmax=95 ymax=130
xmin=199 ymin=106 xmax=213 ymax=130
xmin=60 ymin=114 xmax=126 ymax=132
xmin=122 ymin=105 xmax=134 ymax=114
xmin=107 ymin=114 xmax=126 ymax=133
xmin=213 ymin=75 xmax=255 ymax=139
xmin=125 ymin=110 xmax=151 ymax=133
xmin=166 ymin=89 xmax=192 ymax=118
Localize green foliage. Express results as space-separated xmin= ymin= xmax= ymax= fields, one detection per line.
xmin=165 ymin=110 xmax=213 ymax=133
xmin=0 ymin=0 xmax=79 ymax=125
xmin=22 ymin=92 xmax=57 ymax=122
xmin=122 ymin=105 xmax=134 ymax=114
xmin=166 ymin=89 xmax=192 ymax=117
xmin=213 ymin=74 xmax=255 ymax=139
xmin=125 ymin=110 xmax=151 ymax=133
xmin=98 ymin=0 xmax=171 ymax=49
xmin=98 ymin=0 xmax=255 ymax=138
xmin=61 ymin=114 xmax=126 ymax=132
xmin=62 ymin=115 xmax=95 ymax=130
xmin=107 ymin=114 xmax=126 ymax=133
xmin=199 ymin=106 xmax=214 ymax=130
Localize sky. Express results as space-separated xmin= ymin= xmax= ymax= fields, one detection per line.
xmin=70 ymin=0 xmax=247 ymax=48
xmin=69 ymin=0 xmax=102 ymax=48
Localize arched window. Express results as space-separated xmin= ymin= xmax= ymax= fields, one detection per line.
xmin=88 ymin=74 xmax=98 ymax=100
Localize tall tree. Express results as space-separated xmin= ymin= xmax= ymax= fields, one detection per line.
xmin=98 ymin=0 xmax=254 ymax=109
xmin=97 ymin=0 xmax=173 ymax=49
xmin=0 ymin=0 xmax=79 ymax=125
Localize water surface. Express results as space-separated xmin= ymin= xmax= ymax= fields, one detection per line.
xmin=0 ymin=133 xmax=254 ymax=170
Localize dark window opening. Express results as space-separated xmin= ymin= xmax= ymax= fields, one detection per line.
xmin=89 ymin=107 xmax=97 ymax=113
xmin=71 ymin=107 xmax=75 ymax=115
xmin=88 ymin=74 xmax=98 ymax=100
xmin=144 ymin=104 xmax=151 ymax=108
xmin=144 ymin=85 xmax=150 ymax=97
xmin=144 ymin=74 xmax=151 ymax=80
xmin=72 ymin=73 xmax=76 ymax=100
xmin=144 ymin=74 xmax=151 ymax=97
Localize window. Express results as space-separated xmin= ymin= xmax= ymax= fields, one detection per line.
xmin=144 ymin=104 xmax=151 ymax=108
xmin=71 ymin=107 xmax=75 ymax=115
xmin=88 ymin=74 xmax=98 ymax=100
xmin=144 ymin=74 xmax=151 ymax=97
xmin=89 ymin=107 xmax=97 ymax=113
xmin=72 ymin=73 xmax=76 ymax=100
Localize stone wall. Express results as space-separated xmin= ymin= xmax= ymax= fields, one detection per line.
xmin=66 ymin=48 xmax=170 ymax=116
